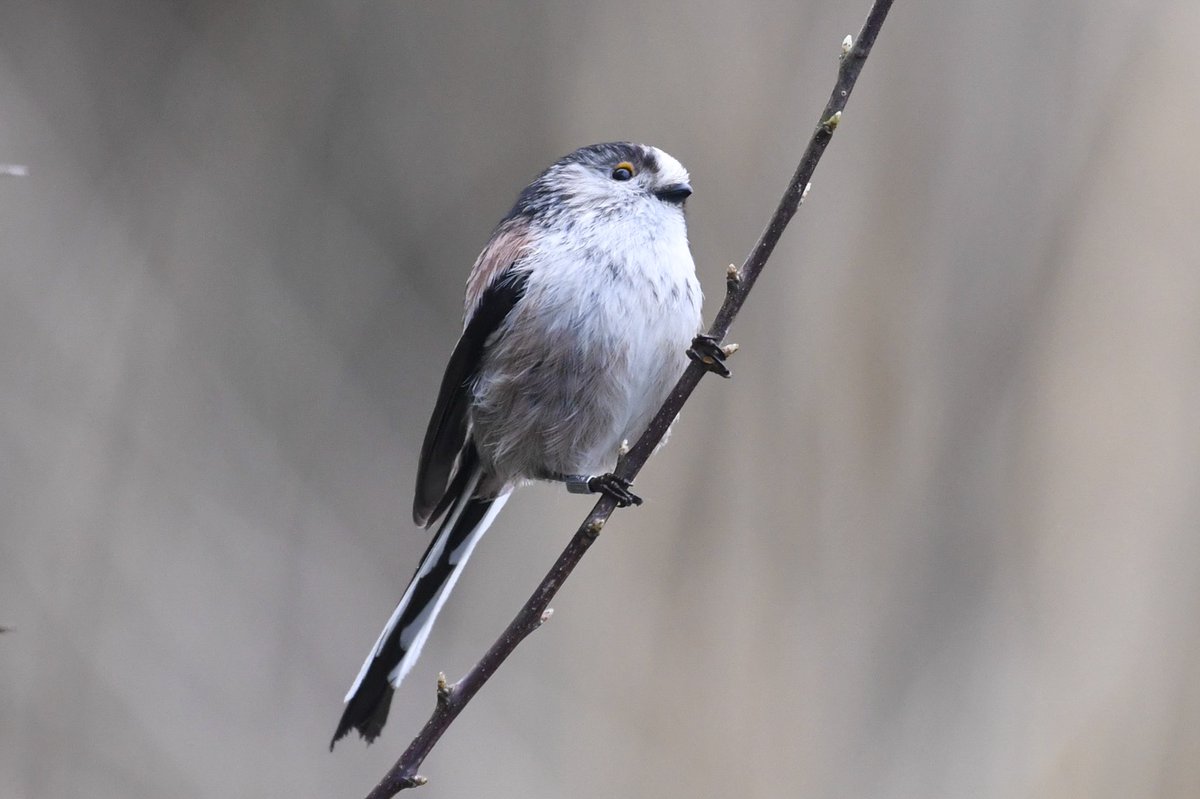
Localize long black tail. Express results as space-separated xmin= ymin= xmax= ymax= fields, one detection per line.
xmin=331 ymin=467 xmax=509 ymax=748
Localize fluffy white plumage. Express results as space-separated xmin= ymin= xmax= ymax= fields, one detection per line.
xmin=333 ymin=143 xmax=701 ymax=748
xmin=472 ymin=147 xmax=701 ymax=486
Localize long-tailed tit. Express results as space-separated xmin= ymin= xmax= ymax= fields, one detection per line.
xmin=332 ymin=142 xmax=704 ymax=747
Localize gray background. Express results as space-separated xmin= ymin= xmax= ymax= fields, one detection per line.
xmin=3 ymin=1 xmax=1198 ymax=797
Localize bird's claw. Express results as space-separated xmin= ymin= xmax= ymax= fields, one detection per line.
xmin=585 ymin=472 xmax=643 ymax=503
xmin=587 ymin=473 xmax=643 ymax=508
xmin=687 ymin=333 xmax=732 ymax=378
xmin=564 ymin=472 xmax=642 ymax=507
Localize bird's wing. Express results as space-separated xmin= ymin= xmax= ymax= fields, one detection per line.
xmin=412 ymin=218 xmax=532 ymax=527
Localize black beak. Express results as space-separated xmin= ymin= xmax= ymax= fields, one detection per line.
xmin=654 ymin=182 xmax=692 ymax=205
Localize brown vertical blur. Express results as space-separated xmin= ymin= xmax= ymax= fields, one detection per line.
xmin=2 ymin=2 xmax=1197 ymax=797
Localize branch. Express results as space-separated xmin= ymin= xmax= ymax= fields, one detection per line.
xmin=364 ymin=2 xmax=893 ymax=795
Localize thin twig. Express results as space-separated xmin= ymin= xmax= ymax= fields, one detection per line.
xmin=363 ymin=2 xmax=893 ymax=795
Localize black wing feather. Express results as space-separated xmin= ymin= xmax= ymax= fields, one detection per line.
xmin=413 ymin=268 xmax=528 ymax=526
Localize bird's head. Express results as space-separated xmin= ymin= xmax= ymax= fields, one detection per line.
xmin=510 ymin=142 xmax=693 ymax=223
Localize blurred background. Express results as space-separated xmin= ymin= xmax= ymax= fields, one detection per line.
xmin=2 ymin=1 xmax=1198 ymax=797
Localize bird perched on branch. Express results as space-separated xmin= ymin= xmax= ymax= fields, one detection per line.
xmin=332 ymin=142 xmax=703 ymax=748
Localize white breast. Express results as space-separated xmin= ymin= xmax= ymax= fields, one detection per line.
xmin=470 ymin=201 xmax=701 ymax=486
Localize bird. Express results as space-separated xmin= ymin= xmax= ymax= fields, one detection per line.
xmin=331 ymin=142 xmax=705 ymax=748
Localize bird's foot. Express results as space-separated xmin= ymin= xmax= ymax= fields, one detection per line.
xmin=563 ymin=473 xmax=643 ymax=508
xmin=687 ymin=333 xmax=733 ymax=378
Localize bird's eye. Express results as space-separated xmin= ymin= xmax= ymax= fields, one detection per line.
xmin=611 ymin=162 xmax=636 ymax=181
